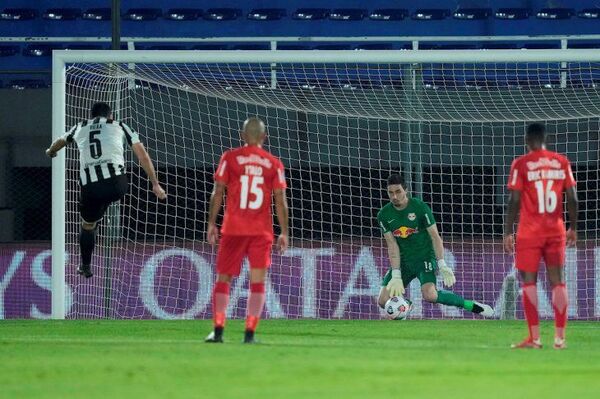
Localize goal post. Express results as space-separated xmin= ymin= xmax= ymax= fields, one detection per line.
xmin=51 ymin=53 xmax=66 ymax=319
xmin=51 ymin=49 xmax=600 ymax=320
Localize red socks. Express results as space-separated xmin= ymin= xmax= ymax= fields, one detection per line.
xmin=522 ymin=283 xmax=540 ymax=341
xmin=246 ymin=283 xmax=266 ymax=332
xmin=522 ymin=282 xmax=569 ymax=341
xmin=552 ymin=283 xmax=568 ymax=339
xmin=212 ymin=281 xmax=230 ymax=328
xmin=212 ymin=281 xmax=266 ymax=333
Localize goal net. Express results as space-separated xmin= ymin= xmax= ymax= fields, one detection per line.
xmin=55 ymin=50 xmax=600 ymax=320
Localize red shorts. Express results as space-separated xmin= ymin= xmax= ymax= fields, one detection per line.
xmin=215 ymin=235 xmax=273 ymax=276
xmin=515 ymin=235 xmax=566 ymax=273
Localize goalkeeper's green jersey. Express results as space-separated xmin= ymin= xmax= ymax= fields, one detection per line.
xmin=377 ymin=197 xmax=437 ymax=269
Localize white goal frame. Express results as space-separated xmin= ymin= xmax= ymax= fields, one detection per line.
xmin=51 ymin=48 xmax=600 ymax=319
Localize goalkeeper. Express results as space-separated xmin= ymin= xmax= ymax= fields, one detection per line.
xmin=377 ymin=174 xmax=494 ymax=317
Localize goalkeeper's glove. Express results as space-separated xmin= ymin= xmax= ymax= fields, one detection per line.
xmin=438 ymin=259 xmax=456 ymax=287
xmin=386 ymin=269 xmax=405 ymax=296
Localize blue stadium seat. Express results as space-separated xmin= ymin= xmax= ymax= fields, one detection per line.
xmin=568 ymin=42 xmax=600 ymax=49
xmin=568 ymin=62 xmax=600 ymax=88
xmin=10 ymin=79 xmax=49 ymax=89
xmin=231 ymin=43 xmax=270 ymax=50
xmin=43 ymin=8 xmax=80 ymax=21
xmin=64 ymin=44 xmax=105 ymax=50
xmin=422 ymin=73 xmax=458 ymax=89
xmin=1 ymin=8 xmax=37 ymax=20
xmin=453 ymin=8 xmax=491 ymax=20
xmin=123 ymin=8 xmax=162 ymax=21
xmin=203 ymin=9 xmax=240 ymax=21
xmin=412 ymin=9 xmax=450 ymax=20
xmin=66 ymin=73 xmax=108 ymax=88
xmin=438 ymin=43 xmax=479 ymax=50
xmin=292 ymin=8 xmax=329 ymax=20
xmin=354 ymin=43 xmax=394 ymax=50
xmin=132 ymin=80 xmax=162 ymax=91
xmin=247 ymin=9 xmax=285 ymax=21
xmin=578 ymin=9 xmax=600 ymax=19
xmin=536 ymin=8 xmax=574 ymax=19
xmin=418 ymin=43 xmax=441 ymax=50
xmin=165 ymin=9 xmax=203 ymax=21
xmin=22 ymin=44 xmax=62 ymax=57
xmin=141 ymin=45 xmax=189 ymax=50
xmin=495 ymin=8 xmax=531 ymax=19
xmin=480 ymin=42 xmax=519 ymax=49
xmin=192 ymin=44 xmax=230 ymax=50
xmin=82 ymin=8 xmax=111 ymax=21
xmin=369 ymin=9 xmax=408 ymax=21
xmin=277 ymin=44 xmax=311 ymax=50
xmin=314 ymin=44 xmax=352 ymax=50
xmin=520 ymin=42 xmax=561 ymax=49
xmin=124 ymin=9 xmax=162 ymax=21
xmin=0 ymin=45 xmax=19 ymax=56
xmin=329 ymin=9 xmax=366 ymax=21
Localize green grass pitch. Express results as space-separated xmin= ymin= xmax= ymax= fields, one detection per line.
xmin=1 ymin=320 xmax=599 ymax=399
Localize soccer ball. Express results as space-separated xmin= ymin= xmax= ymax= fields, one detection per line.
xmin=384 ymin=296 xmax=412 ymax=320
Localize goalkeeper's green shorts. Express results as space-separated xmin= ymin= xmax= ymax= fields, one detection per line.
xmin=381 ymin=260 xmax=437 ymax=288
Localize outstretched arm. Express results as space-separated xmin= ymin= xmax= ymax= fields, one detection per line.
xmin=131 ymin=142 xmax=166 ymax=200
xmin=565 ymin=186 xmax=578 ymax=247
xmin=45 ymin=138 xmax=67 ymax=158
xmin=503 ymin=190 xmax=521 ymax=253
xmin=274 ymin=188 xmax=289 ymax=254
xmin=206 ymin=182 xmax=226 ymax=245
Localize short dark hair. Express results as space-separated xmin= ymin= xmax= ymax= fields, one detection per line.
xmin=91 ymin=102 xmax=111 ymax=118
xmin=526 ymin=122 xmax=546 ymax=144
xmin=387 ymin=173 xmax=406 ymax=188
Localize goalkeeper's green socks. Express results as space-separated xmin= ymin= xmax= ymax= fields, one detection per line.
xmin=436 ymin=291 xmax=481 ymax=313
xmin=436 ymin=291 xmax=495 ymax=317
xmin=436 ymin=290 xmax=466 ymax=308
xmin=433 ymin=290 xmax=480 ymax=311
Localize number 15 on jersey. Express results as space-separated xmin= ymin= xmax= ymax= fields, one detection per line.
xmin=239 ymin=175 xmax=264 ymax=209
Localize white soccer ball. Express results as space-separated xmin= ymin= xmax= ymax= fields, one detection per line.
xmin=384 ymin=296 xmax=412 ymax=320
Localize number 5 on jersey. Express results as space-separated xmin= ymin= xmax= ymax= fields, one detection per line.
xmin=89 ymin=130 xmax=102 ymax=159
xmin=240 ymin=175 xmax=264 ymax=209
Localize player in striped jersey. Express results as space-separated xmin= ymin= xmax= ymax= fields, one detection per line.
xmin=46 ymin=102 xmax=166 ymax=278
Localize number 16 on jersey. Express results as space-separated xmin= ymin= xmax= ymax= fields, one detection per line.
xmin=534 ymin=180 xmax=557 ymax=214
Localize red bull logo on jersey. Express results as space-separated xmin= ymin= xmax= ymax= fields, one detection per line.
xmin=236 ymin=154 xmax=272 ymax=168
xmin=526 ymin=157 xmax=561 ymax=170
xmin=393 ymin=226 xmax=418 ymax=239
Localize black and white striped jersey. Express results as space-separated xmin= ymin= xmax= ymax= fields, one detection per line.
xmin=62 ymin=117 xmax=141 ymax=186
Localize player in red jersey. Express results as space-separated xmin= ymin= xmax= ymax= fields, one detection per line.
xmin=205 ymin=117 xmax=289 ymax=344
xmin=504 ymin=123 xmax=578 ymax=349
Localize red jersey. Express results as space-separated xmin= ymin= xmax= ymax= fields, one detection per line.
xmin=507 ymin=148 xmax=576 ymax=239
xmin=214 ymin=145 xmax=286 ymax=237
